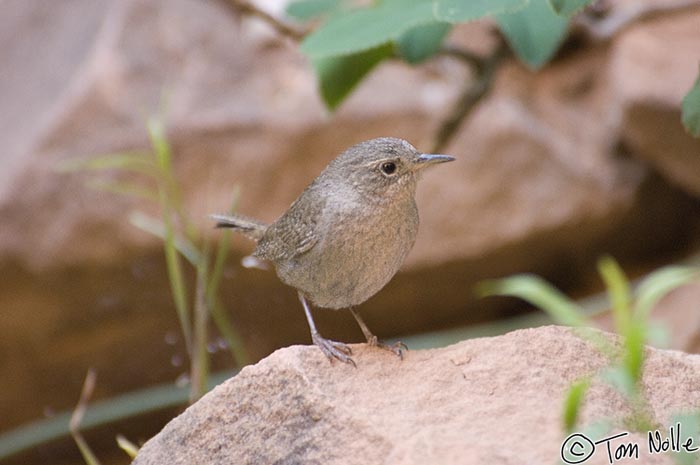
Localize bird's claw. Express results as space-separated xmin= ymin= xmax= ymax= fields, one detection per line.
xmin=312 ymin=333 xmax=356 ymax=367
xmin=367 ymin=336 xmax=407 ymax=360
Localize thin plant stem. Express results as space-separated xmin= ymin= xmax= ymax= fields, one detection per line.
xmin=191 ymin=253 xmax=210 ymax=403
xmin=149 ymin=119 xmax=193 ymax=354
xmin=70 ymin=369 xmax=102 ymax=465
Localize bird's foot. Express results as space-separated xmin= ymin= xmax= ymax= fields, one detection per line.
xmin=312 ymin=333 xmax=356 ymax=367
xmin=366 ymin=336 xmax=407 ymax=360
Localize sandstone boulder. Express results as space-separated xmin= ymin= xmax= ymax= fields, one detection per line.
xmin=2 ymin=0 xmax=700 ymax=441
xmin=133 ymin=326 xmax=700 ymax=465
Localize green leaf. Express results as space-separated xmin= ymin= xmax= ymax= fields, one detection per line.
xmin=598 ymin=256 xmax=631 ymax=334
xmin=286 ymin=0 xmax=342 ymax=21
xmin=147 ymin=119 xmax=193 ymax=353
xmin=563 ymin=378 xmax=590 ymax=432
xmin=207 ymin=187 xmax=250 ymax=365
xmin=207 ymin=187 xmax=240 ymax=302
xmin=548 ymin=0 xmax=594 ymax=17
xmin=128 ymin=212 xmax=201 ymax=266
xmin=681 ymin=72 xmax=700 ymax=138
xmin=84 ymin=180 xmax=159 ymax=202
xmin=148 ymin=118 xmax=170 ymax=170
xmin=434 ymin=0 xmax=529 ymax=23
xmin=56 ymin=152 xmax=156 ymax=176
xmin=313 ymin=43 xmax=393 ymax=110
xmin=623 ymin=320 xmax=645 ymax=383
xmin=635 ymin=266 xmax=700 ymax=319
xmin=396 ymin=22 xmax=452 ymax=64
xmin=477 ymin=274 xmax=587 ymax=327
xmin=116 ymin=435 xmax=139 ymax=459
xmin=496 ymin=0 xmax=569 ymax=70
xmin=300 ymin=0 xmax=435 ymax=58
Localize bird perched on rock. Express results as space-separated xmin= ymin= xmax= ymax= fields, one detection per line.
xmin=213 ymin=137 xmax=454 ymax=365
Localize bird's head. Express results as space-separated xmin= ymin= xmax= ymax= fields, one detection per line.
xmin=326 ymin=137 xmax=454 ymax=201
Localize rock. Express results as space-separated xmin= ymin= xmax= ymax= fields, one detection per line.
xmin=611 ymin=8 xmax=700 ymax=197
xmin=132 ymin=326 xmax=700 ymax=465
xmin=2 ymin=0 xmax=700 ymax=445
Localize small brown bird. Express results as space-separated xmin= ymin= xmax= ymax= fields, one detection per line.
xmin=213 ymin=137 xmax=454 ymax=365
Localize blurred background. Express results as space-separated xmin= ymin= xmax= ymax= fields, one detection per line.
xmin=1 ymin=0 xmax=699 ymax=464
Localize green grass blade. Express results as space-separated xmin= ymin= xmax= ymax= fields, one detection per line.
xmin=56 ymin=152 xmax=156 ymax=176
xmin=623 ymin=320 xmax=645 ymax=384
xmin=191 ymin=254 xmax=211 ymax=403
xmin=160 ymin=211 xmax=192 ymax=354
xmin=598 ymin=257 xmax=647 ymax=385
xmin=116 ymin=435 xmax=139 ymax=459
xmin=148 ymin=118 xmax=170 ymax=171
xmin=477 ymin=274 xmax=587 ymax=327
xmin=208 ymin=227 xmax=231 ymax=300
xmin=129 ymin=212 xmax=201 ymax=266
xmin=148 ymin=118 xmax=193 ymax=353
xmin=207 ymin=188 xmax=240 ymax=302
xmin=147 ymin=117 xmax=198 ymax=243
xmin=206 ymin=188 xmax=249 ymax=365
xmin=563 ymin=378 xmax=590 ymax=432
xmin=597 ymin=256 xmax=632 ymax=334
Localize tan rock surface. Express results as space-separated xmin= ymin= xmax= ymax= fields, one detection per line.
xmin=132 ymin=326 xmax=700 ymax=465
xmin=3 ymin=0 xmax=700 ymax=442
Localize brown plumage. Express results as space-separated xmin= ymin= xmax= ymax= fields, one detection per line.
xmin=213 ymin=137 xmax=454 ymax=365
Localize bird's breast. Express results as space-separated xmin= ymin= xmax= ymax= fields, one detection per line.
xmin=283 ymin=196 xmax=419 ymax=309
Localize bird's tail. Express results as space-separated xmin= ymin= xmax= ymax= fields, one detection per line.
xmin=211 ymin=213 xmax=268 ymax=241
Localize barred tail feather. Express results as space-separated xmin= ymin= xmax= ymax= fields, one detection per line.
xmin=210 ymin=214 xmax=268 ymax=241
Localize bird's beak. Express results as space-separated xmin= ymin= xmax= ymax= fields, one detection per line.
xmin=415 ymin=153 xmax=455 ymax=169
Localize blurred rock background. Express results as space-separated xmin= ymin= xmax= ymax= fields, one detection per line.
xmin=1 ymin=0 xmax=699 ymax=464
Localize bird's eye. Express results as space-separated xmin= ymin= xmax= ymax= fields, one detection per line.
xmin=380 ymin=162 xmax=397 ymax=175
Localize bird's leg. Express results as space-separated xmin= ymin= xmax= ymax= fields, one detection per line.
xmin=298 ymin=292 xmax=355 ymax=367
xmin=349 ymin=308 xmax=407 ymax=360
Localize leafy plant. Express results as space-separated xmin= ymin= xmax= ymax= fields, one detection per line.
xmin=478 ymin=256 xmax=700 ymax=432
xmin=60 ymin=117 xmax=249 ymax=403
xmin=288 ymin=0 xmax=597 ymax=109
xmin=57 ymin=117 xmax=251 ymax=463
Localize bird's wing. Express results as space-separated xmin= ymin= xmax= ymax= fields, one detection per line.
xmin=254 ymin=192 xmax=324 ymax=261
